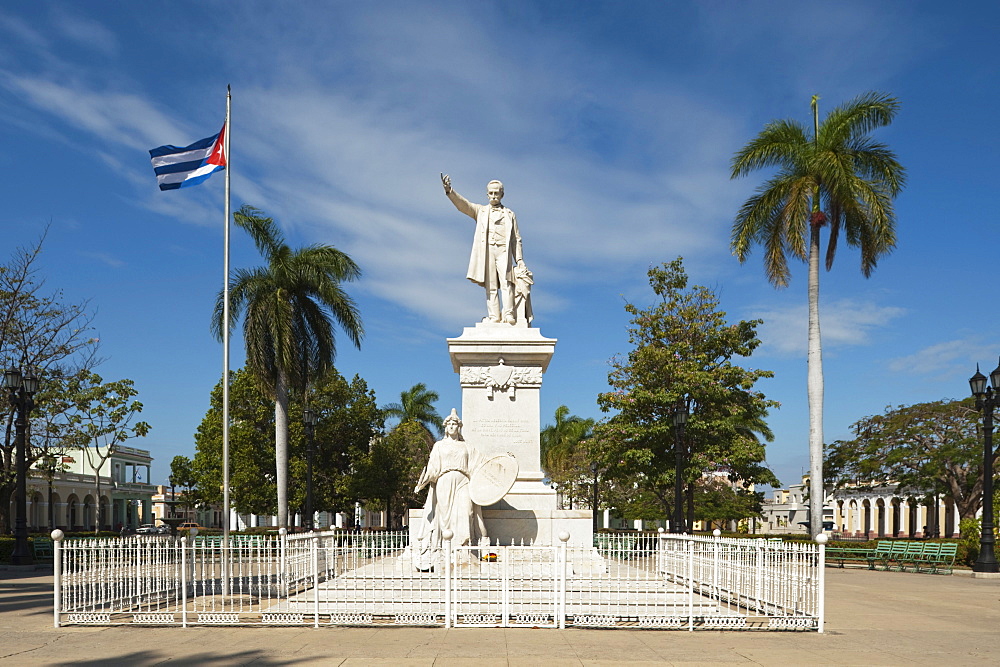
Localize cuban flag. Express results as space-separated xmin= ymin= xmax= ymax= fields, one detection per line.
xmin=149 ymin=124 xmax=227 ymax=190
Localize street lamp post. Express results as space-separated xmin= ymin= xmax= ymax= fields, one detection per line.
xmin=969 ymin=362 xmax=1000 ymax=573
xmin=169 ymin=476 xmax=177 ymax=519
xmin=5 ymin=364 xmax=39 ymax=565
xmin=672 ymin=398 xmax=689 ymax=534
xmin=303 ymin=408 xmax=318 ymax=531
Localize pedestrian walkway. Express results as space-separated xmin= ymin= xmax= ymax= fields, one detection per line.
xmin=1 ymin=566 xmax=997 ymax=665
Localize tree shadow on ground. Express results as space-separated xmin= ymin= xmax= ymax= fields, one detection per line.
xmin=61 ymin=650 xmax=301 ymax=666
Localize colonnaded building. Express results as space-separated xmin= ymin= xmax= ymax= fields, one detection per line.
xmin=761 ymin=476 xmax=961 ymax=538
xmin=9 ymin=445 xmax=158 ymax=532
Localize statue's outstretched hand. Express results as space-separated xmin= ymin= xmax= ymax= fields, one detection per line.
xmin=440 ymin=173 xmax=452 ymax=194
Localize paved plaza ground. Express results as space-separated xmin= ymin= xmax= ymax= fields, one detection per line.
xmin=0 ymin=566 xmax=997 ymax=666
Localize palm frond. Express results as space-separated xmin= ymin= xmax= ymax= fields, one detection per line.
xmin=731 ymin=174 xmax=811 ymax=286
xmin=819 ymin=91 xmax=900 ymax=147
xmin=233 ymin=205 xmax=285 ymax=260
xmin=730 ymin=120 xmax=809 ymax=179
xmin=844 ymin=137 xmax=906 ymax=196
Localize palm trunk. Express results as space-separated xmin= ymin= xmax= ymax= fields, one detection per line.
xmin=807 ymin=220 xmax=825 ymax=537
xmin=807 ymin=96 xmax=826 ymax=539
xmin=275 ymin=369 xmax=290 ymax=529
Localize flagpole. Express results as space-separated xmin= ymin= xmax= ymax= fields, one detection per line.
xmin=223 ymin=85 xmax=232 ymax=547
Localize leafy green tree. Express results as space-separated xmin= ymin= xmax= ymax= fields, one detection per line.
xmin=825 ymin=398 xmax=986 ymax=521
xmin=63 ymin=372 xmax=151 ymax=532
xmin=170 ymin=455 xmax=199 ymax=516
xmin=193 ymin=367 xmax=279 ymax=516
xmin=691 ymin=476 xmax=764 ymax=531
xmin=594 ymin=258 xmax=778 ymax=524
xmin=383 ymin=382 xmax=442 ymax=441
xmin=540 ymin=406 xmax=594 ymax=509
xmin=193 ymin=367 xmax=382 ymax=523
xmin=354 ymin=420 xmax=426 ymax=529
xmin=213 ymin=205 xmax=364 ymax=528
xmin=169 ymin=455 xmax=194 ymax=487
xmin=730 ymin=92 xmax=906 ymax=534
xmin=304 ymin=369 xmax=383 ymax=521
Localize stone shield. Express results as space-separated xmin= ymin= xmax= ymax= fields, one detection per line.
xmin=469 ymin=453 xmax=518 ymax=506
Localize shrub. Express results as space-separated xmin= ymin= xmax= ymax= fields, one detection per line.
xmin=958 ymin=517 xmax=981 ymax=566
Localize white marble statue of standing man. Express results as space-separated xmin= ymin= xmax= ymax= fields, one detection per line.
xmin=442 ymin=174 xmax=528 ymax=325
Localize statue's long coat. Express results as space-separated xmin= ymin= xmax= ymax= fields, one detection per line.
xmin=446 ymin=190 xmax=523 ymax=286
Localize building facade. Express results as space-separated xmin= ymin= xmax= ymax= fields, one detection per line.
xmin=13 ymin=445 xmax=157 ymax=532
xmin=760 ymin=476 xmax=960 ymax=538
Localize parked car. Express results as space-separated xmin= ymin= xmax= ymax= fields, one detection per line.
xmin=136 ymin=524 xmax=159 ymax=535
xmin=177 ymin=522 xmax=202 ymax=533
xmin=157 ymin=524 xmax=171 ymax=534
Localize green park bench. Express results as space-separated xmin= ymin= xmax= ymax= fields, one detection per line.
xmin=910 ymin=542 xmax=958 ymax=575
xmin=892 ymin=541 xmax=928 ymax=571
xmin=824 ymin=544 xmax=876 ymax=569
xmin=868 ymin=540 xmax=909 ymax=570
xmin=31 ymin=537 xmax=53 ymax=561
xmin=826 ymin=540 xmax=958 ymax=575
xmin=884 ymin=541 xmax=958 ymax=574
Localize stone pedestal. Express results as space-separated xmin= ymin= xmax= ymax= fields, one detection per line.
xmin=445 ymin=321 xmax=593 ymax=547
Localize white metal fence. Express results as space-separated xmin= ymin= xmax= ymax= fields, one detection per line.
xmin=51 ymin=530 xmax=824 ymax=631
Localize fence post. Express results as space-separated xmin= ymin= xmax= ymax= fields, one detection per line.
xmin=502 ymin=542 xmax=509 ymax=627
xmin=279 ymin=527 xmax=287 ymax=598
xmin=686 ymin=537 xmax=694 ymax=631
xmin=181 ymin=535 xmax=188 ymax=628
xmin=558 ymin=531 xmax=569 ymax=629
xmin=313 ymin=533 xmax=320 ymax=628
xmin=52 ymin=529 xmax=64 ymax=628
xmin=815 ymin=533 xmax=827 ymax=633
xmin=712 ymin=529 xmax=721 ymax=605
xmin=443 ymin=529 xmax=453 ymax=628
xmin=755 ymin=541 xmax=764 ymax=614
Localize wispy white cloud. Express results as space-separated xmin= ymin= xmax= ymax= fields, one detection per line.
xmin=0 ymin=14 xmax=48 ymax=51
xmin=51 ymin=11 xmax=119 ymax=56
xmin=887 ymin=338 xmax=996 ymax=379
xmin=0 ymin=73 xmax=187 ymax=150
xmin=79 ymin=251 xmax=124 ymax=268
xmin=0 ymin=3 xmax=919 ymax=339
xmin=753 ymin=298 xmax=906 ymax=357
xmin=222 ymin=65 xmax=743 ymax=327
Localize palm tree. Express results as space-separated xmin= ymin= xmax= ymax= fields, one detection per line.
xmin=382 ymin=382 xmax=442 ymax=445
xmin=213 ymin=205 xmax=364 ymax=529
xmin=730 ymin=92 xmax=905 ymax=535
xmin=541 ymin=406 xmax=594 ymax=509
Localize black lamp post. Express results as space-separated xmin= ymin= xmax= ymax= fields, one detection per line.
xmin=5 ymin=364 xmax=39 ymax=565
xmin=168 ymin=476 xmax=177 ymax=519
xmin=303 ymin=408 xmax=318 ymax=531
xmin=969 ymin=361 xmax=1000 ymax=573
xmin=672 ymin=398 xmax=689 ymax=534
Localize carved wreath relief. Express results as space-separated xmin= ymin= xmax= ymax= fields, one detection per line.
xmin=459 ymin=358 xmax=543 ymax=399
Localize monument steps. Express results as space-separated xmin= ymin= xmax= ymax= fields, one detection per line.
xmin=273 ymin=556 xmax=724 ymax=616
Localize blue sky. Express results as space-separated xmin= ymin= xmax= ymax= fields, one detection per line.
xmin=0 ymin=2 xmax=996 ymax=489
